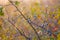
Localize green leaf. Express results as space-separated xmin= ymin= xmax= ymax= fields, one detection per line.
xmin=15 ymin=1 xmax=20 ymax=6
xmin=50 ymin=37 xmax=54 ymax=40
xmin=0 ymin=7 xmax=4 ymax=16
xmin=0 ymin=12 xmax=4 ymax=16
xmin=32 ymin=36 xmax=37 ymax=40
xmin=31 ymin=8 xmax=36 ymax=15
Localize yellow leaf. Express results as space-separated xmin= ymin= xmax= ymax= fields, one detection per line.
xmin=38 ymin=15 xmax=41 ymax=18
xmin=58 ymin=20 xmax=60 ymax=25
xmin=54 ymin=15 xmax=59 ymax=19
xmin=57 ymin=33 xmax=60 ymax=40
xmin=0 ymin=19 xmax=3 ymax=25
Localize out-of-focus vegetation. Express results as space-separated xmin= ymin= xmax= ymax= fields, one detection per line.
xmin=0 ymin=7 xmax=4 ymax=16
xmin=0 ymin=0 xmax=60 ymax=40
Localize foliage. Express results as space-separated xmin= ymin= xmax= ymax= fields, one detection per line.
xmin=0 ymin=7 xmax=4 ymax=16
xmin=0 ymin=0 xmax=60 ymax=40
xmin=0 ymin=25 xmax=2 ymax=30
xmin=32 ymin=36 xmax=37 ymax=40
xmin=1 ymin=35 xmax=8 ymax=40
xmin=57 ymin=33 xmax=60 ymax=40
xmin=15 ymin=1 xmax=20 ymax=6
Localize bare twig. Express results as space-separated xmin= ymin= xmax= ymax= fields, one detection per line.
xmin=8 ymin=0 xmax=41 ymax=40
xmin=5 ymin=7 xmax=30 ymax=40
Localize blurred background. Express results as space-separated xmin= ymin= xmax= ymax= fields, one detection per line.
xmin=0 ymin=0 xmax=60 ymax=40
